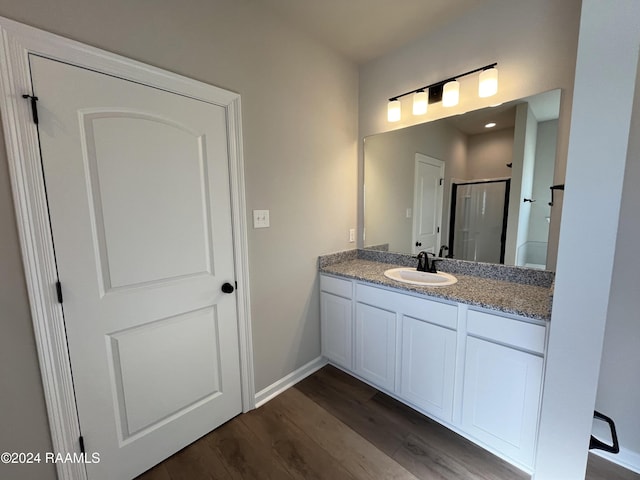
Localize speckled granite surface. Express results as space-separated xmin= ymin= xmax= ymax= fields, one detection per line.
xmin=319 ymin=251 xmax=553 ymax=321
xmin=324 ymin=249 xmax=555 ymax=288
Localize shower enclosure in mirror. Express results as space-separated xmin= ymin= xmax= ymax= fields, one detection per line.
xmin=450 ymin=179 xmax=510 ymax=264
xmin=363 ymin=89 xmax=560 ymax=269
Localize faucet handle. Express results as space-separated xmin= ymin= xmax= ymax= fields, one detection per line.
xmin=427 ymin=258 xmax=443 ymax=273
xmin=416 ymin=251 xmax=428 ymax=272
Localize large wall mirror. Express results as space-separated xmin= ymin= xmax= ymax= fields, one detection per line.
xmin=364 ymin=89 xmax=561 ymax=270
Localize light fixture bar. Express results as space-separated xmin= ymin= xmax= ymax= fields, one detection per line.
xmin=387 ymin=62 xmax=497 ymax=103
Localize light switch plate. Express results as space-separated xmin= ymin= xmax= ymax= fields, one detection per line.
xmin=253 ymin=209 xmax=270 ymax=228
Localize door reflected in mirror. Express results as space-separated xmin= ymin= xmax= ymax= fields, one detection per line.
xmin=364 ymin=89 xmax=561 ymax=270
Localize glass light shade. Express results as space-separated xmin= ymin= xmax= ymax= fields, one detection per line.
xmin=387 ymin=99 xmax=401 ymax=122
xmin=478 ymin=67 xmax=498 ymax=98
xmin=412 ymin=90 xmax=428 ymax=115
xmin=442 ymin=80 xmax=459 ymax=107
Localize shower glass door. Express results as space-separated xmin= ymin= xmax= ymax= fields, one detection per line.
xmin=449 ymin=179 xmax=510 ymax=263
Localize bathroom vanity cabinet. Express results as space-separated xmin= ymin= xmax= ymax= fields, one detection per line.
xmin=319 ymin=272 xmax=547 ymax=472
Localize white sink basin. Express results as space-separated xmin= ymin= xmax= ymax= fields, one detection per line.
xmin=384 ymin=267 xmax=458 ymax=287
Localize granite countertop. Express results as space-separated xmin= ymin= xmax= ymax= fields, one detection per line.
xmin=320 ymin=258 xmax=552 ymax=321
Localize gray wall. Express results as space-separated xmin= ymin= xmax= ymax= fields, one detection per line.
xmin=466 ymin=128 xmax=514 ymax=180
xmin=0 ymin=1 xmax=357 ymax=476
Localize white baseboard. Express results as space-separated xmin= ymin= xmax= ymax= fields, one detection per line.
xmin=254 ymin=356 xmax=328 ymax=408
xmin=591 ymin=447 xmax=640 ymax=474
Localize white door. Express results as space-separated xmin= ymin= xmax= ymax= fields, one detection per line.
xmin=30 ymin=55 xmax=242 ymax=479
xmin=412 ymin=154 xmax=444 ymax=254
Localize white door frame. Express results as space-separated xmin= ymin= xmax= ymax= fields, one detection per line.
xmin=0 ymin=16 xmax=255 ymax=480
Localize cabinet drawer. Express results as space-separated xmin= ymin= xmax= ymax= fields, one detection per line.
xmin=467 ymin=310 xmax=545 ymax=354
xmin=401 ymin=296 xmax=457 ymax=330
xmin=320 ymin=274 xmax=352 ymax=299
xmin=357 ymin=283 xmax=457 ymax=330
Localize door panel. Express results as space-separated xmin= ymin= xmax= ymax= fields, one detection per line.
xmin=462 ymin=336 xmax=543 ymax=467
xmin=30 ymin=54 xmax=241 ymax=479
xmin=320 ymin=292 xmax=353 ymax=369
xmin=355 ymin=303 xmax=396 ymax=392
xmin=401 ymin=316 xmax=456 ymax=421
xmin=108 ymin=306 xmax=222 ymax=440
xmin=83 ymin=112 xmax=213 ymax=290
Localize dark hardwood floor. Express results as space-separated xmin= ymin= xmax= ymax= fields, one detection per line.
xmin=137 ymin=365 xmax=639 ymax=480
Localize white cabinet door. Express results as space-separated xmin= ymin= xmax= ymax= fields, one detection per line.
xmin=355 ymin=303 xmax=397 ymax=392
xmin=400 ymin=316 xmax=456 ymax=421
xmin=320 ymin=292 xmax=353 ymax=369
xmin=462 ymin=336 xmax=543 ymax=468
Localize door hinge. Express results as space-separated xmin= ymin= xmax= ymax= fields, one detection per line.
xmin=55 ymin=281 xmax=63 ymax=304
xmin=22 ymin=94 xmax=39 ymax=124
xmin=79 ymin=435 xmax=85 ymax=454
xmin=437 ymin=226 xmax=440 ymax=233
xmin=439 ymin=178 xmax=443 ymax=186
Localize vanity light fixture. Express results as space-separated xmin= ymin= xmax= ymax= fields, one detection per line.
xmin=387 ymin=99 xmax=401 ymax=122
xmin=412 ymin=90 xmax=428 ymax=115
xmin=387 ymin=63 xmax=498 ymax=122
xmin=479 ymin=67 xmax=499 ymax=97
xmin=442 ymin=80 xmax=460 ymax=107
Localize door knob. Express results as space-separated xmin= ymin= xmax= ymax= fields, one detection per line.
xmin=221 ymin=282 xmax=235 ymax=294
xmin=415 ymin=241 xmax=422 ymax=247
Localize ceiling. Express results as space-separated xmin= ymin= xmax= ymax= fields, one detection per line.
xmin=446 ymin=89 xmax=561 ymax=135
xmin=256 ymin=0 xmax=489 ymax=64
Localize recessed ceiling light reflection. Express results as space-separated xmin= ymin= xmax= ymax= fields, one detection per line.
xmin=485 ymin=122 xmax=497 ymax=128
